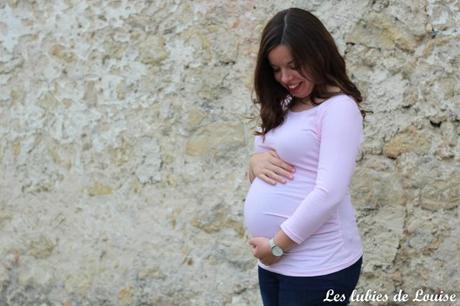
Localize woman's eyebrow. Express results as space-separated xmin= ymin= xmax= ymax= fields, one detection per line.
xmin=270 ymin=60 xmax=296 ymax=68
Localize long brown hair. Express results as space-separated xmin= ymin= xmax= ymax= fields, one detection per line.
xmin=253 ymin=8 xmax=364 ymax=136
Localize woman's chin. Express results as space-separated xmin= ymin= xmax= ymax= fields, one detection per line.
xmin=292 ymin=92 xmax=311 ymax=100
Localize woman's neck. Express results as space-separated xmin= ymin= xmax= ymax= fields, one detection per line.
xmin=290 ymin=97 xmax=314 ymax=112
xmin=290 ymin=86 xmax=343 ymax=111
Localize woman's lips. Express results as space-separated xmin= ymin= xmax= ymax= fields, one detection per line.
xmin=287 ymin=82 xmax=302 ymax=94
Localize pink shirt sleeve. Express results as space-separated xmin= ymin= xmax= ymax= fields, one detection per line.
xmin=280 ymin=97 xmax=364 ymax=244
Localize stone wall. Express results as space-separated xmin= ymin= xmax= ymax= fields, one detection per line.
xmin=0 ymin=0 xmax=458 ymax=305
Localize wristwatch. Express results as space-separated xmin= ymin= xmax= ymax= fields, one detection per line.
xmin=269 ymin=238 xmax=284 ymax=257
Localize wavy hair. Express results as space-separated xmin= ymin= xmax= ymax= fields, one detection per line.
xmin=253 ymin=8 xmax=365 ymax=136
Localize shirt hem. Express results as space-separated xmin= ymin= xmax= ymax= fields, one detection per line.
xmin=258 ymin=251 xmax=363 ymax=277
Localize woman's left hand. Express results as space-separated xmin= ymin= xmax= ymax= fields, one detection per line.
xmin=249 ymin=237 xmax=282 ymax=266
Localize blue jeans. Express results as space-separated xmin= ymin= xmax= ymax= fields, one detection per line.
xmin=258 ymin=257 xmax=362 ymax=306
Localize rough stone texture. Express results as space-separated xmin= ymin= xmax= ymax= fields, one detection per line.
xmin=0 ymin=1 xmax=459 ymax=305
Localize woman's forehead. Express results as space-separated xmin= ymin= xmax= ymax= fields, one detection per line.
xmin=267 ymin=45 xmax=294 ymax=66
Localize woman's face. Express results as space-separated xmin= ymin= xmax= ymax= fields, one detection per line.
xmin=267 ymin=44 xmax=314 ymax=99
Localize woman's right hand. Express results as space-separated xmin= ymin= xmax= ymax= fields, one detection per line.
xmin=248 ymin=150 xmax=295 ymax=185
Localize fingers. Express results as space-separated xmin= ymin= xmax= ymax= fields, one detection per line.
xmin=270 ymin=156 xmax=295 ymax=174
xmin=276 ymin=168 xmax=294 ymax=180
xmin=260 ymin=173 xmax=277 ymax=185
xmin=261 ymin=257 xmax=279 ymax=266
xmin=252 ymin=150 xmax=296 ymax=184
xmin=249 ymin=237 xmax=264 ymax=257
xmin=260 ymin=172 xmax=289 ymax=185
xmin=248 ymin=241 xmax=257 ymax=256
xmin=249 ymin=243 xmax=259 ymax=257
xmin=260 ymin=166 xmax=290 ymax=184
xmin=268 ymin=153 xmax=295 ymax=179
xmin=267 ymin=165 xmax=293 ymax=181
xmin=248 ymin=236 xmax=282 ymax=266
xmin=260 ymin=257 xmax=275 ymax=266
xmin=268 ymin=150 xmax=278 ymax=158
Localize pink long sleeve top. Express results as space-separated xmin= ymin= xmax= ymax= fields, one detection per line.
xmin=244 ymin=94 xmax=364 ymax=276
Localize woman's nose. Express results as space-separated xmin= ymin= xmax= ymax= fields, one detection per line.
xmin=281 ymin=70 xmax=293 ymax=83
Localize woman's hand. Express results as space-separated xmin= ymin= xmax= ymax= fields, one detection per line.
xmin=249 ymin=237 xmax=282 ymax=266
xmin=248 ymin=150 xmax=295 ymax=185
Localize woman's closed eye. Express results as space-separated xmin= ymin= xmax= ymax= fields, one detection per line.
xmin=272 ymin=65 xmax=300 ymax=73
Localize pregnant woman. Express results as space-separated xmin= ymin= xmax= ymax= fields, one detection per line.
xmin=244 ymin=8 xmax=365 ymax=306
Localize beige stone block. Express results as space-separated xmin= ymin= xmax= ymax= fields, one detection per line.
xmin=440 ymin=121 xmax=458 ymax=146
xmin=0 ymin=264 xmax=8 ymax=290
xmin=64 ymin=272 xmax=92 ymax=296
xmin=422 ymin=35 xmax=458 ymax=58
xmin=0 ymin=57 xmax=23 ymax=74
xmin=48 ymin=145 xmax=72 ymax=170
xmin=118 ymin=286 xmax=134 ymax=306
xmin=17 ymin=258 xmax=54 ymax=288
xmin=12 ymin=141 xmax=21 ymax=158
xmin=138 ymin=35 xmax=168 ymax=65
xmin=434 ymin=141 xmax=455 ymax=160
xmin=87 ymin=182 xmax=113 ymax=196
xmin=116 ymin=80 xmax=127 ymax=100
xmin=420 ymin=174 xmax=460 ymax=211
xmin=6 ymin=0 xmax=18 ymax=7
xmin=28 ymin=235 xmax=56 ymax=259
xmin=10 ymin=88 xmax=25 ymax=106
xmin=0 ymin=210 xmax=12 ymax=229
xmin=109 ymin=139 xmax=131 ymax=167
xmin=50 ymin=44 xmax=76 ymax=63
xmin=347 ymin=13 xmax=418 ymax=51
xmin=137 ymin=266 xmax=166 ymax=280
xmin=185 ymin=106 xmax=206 ymax=130
xmin=38 ymin=92 xmax=59 ymax=111
xmin=383 ymin=126 xmax=431 ymax=159
xmin=83 ymin=81 xmax=98 ymax=107
xmin=185 ymin=122 xmax=244 ymax=156
xmin=191 ymin=204 xmax=244 ymax=237
xmin=181 ymin=27 xmax=212 ymax=61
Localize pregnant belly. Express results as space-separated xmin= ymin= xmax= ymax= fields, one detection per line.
xmin=244 ymin=178 xmax=311 ymax=238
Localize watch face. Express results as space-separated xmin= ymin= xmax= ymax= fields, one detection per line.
xmin=272 ymin=246 xmax=283 ymax=257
